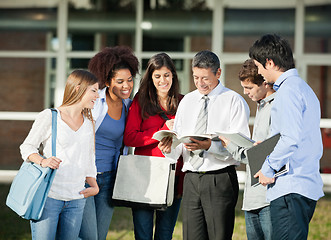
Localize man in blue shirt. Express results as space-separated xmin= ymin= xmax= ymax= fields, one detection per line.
xmin=249 ymin=34 xmax=324 ymax=240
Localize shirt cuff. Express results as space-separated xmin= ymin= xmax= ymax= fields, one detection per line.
xmin=206 ymin=140 xmax=225 ymax=154
xmin=164 ymin=148 xmax=179 ymax=161
xmin=225 ymin=141 xmax=238 ymax=155
xmin=261 ymin=156 xmax=275 ymax=178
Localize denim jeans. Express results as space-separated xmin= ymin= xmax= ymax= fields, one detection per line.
xmin=132 ymin=197 xmax=182 ymax=240
xmin=30 ymin=197 xmax=86 ymax=240
xmin=79 ymin=171 xmax=116 ymax=240
xmin=270 ymin=193 xmax=316 ymax=240
xmin=245 ymin=206 xmax=272 ymax=240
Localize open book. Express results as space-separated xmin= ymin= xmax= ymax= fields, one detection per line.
xmin=215 ymin=131 xmax=255 ymax=148
xmin=246 ymin=133 xmax=289 ymax=186
xmin=152 ymin=130 xmax=218 ymax=148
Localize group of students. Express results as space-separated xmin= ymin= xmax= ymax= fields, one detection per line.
xmin=20 ymin=33 xmax=324 ymax=240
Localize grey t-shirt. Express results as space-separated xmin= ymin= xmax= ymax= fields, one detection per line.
xmin=226 ymin=92 xmax=276 ymax=211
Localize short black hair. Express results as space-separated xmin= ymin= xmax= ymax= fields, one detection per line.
xmin=249 ymin=34 xmax=295 ymax=72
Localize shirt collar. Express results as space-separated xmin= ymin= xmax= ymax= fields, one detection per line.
xmin=258 ymin=92 xmax=276 ymax=109
xmin=273 ymin=68 xmax=298 ymax=91
xmin=262 ymin=92 xmax=276 ymax=104
xmin=99 ymin=87 xmax=107 ymax=102
xmin=197 ymin=80 xmax=224 ymax=99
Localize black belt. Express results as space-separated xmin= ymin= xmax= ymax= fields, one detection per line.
xmin=187 ymin=165 xmax=235 ymax=175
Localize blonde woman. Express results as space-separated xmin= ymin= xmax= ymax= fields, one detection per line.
xmin=20 ymin=69 xmax=100 ymax=240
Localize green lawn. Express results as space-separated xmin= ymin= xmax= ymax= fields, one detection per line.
xmin=1 ymin=184 xmax=330 ymax=240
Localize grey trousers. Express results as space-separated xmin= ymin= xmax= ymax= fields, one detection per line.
xmin=182 ymin=166 xmax=239 ymax=240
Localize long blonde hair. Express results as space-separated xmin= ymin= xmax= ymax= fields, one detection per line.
xmin=61 ymin=69 xmax=98 ymax=122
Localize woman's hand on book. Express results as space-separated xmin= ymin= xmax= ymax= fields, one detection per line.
xmin=158 ymin=136 xmax=173 ymax=153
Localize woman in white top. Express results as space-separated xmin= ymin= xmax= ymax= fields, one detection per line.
xmin=20 ymin=69 xmax=100 ymax=240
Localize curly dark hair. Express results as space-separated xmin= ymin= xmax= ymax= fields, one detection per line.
xmin=138 ymin=52 xmax=180 ymax=119
xmin=88 ymin=46 xmax=139 ymax=89
xmin=238 ymin=59 xmax=265 ymax=86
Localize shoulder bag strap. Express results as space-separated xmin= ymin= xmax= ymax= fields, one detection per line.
xmin=49 ymin=108 xmax=58 ymax=178
xmin=50 ymin=108 xmax=57 ymax=157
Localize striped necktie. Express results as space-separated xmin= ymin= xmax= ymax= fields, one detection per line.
xmin=189 ymin=95 xmax=209 ymax=170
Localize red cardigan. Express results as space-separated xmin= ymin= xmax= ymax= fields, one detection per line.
xmin=124 ymin=94 xmax=184 ymax=196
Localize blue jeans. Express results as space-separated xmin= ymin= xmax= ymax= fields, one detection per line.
xmin=245 ymin=206 xmax=272 ymax=240
xmin=270 ymin=193 xmax=316 ymax=240
xmin=79 ymin=171 xmax=116 ymax=240
xmin=132 ymin=197 xmax=182 ymax=240
xmin=30 ymin=197 xmax=86 ymax=240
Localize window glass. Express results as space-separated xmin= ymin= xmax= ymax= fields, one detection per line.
xmin=0 ymin=8 xmax=56 ymax=51
xmin=142 ymin=0 xmax=212 ymax=52
xmin=304 ymin=5 xmax=331 ymax=53
xmin=307 ymin=65 xmax=331 ymax=118
xmin=223 ymin=8 xmax=295 ymax=52
xmin=68 ymin=5 xmax=135 ymax=51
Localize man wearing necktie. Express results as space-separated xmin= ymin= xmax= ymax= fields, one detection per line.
xmin=159 ymin=50 xmax=250 ymax=240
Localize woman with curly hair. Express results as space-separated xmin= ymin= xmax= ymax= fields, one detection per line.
xmin=124 ymin=52 xmax=184 ymax=240
xmin=79 ymin=46 xmax=139 ymax=240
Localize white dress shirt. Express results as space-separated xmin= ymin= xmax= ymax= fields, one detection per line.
xmin=165 ymin=81 xmax=250 ymax=172
xmin=20 ymin=109 xmax=97 ymax=201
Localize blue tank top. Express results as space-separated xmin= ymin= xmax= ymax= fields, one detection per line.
xmin=95 ymin=103 xmax=125 ymax=172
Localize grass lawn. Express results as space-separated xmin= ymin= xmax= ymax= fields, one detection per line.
xmin=1 ymin=184 xmax=330 ymax=240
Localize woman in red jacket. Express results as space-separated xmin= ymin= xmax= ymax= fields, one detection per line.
xmin=124 ymin=52 xmax=184 ymax=240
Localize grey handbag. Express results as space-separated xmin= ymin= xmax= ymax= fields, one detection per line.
xmin=112 ymin=155 xmax=176 ymax=210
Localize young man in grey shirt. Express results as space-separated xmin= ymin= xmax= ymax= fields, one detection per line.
xmin=221 ymin=59 xmax=275 ymax=240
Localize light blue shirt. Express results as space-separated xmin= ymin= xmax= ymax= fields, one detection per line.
xmin=261 ymin=69 xmax=324 ymax=202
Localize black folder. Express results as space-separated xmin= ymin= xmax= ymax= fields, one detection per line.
xmin=246 ymin=133 xmax=284 ymax=186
